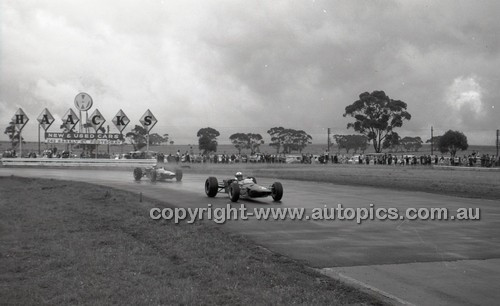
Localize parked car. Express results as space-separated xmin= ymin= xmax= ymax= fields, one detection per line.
xmin=347 ymin=155 xmax=361 ymax=164
xmin=285 ymin=155 xmax=302 ymax=164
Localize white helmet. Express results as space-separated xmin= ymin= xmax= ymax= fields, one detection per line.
xmin=235 ymin=172 xmax=243 ymax=180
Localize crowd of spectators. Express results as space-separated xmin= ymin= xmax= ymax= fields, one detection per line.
xmin=3 ymin=146 xmax=499 ymax=168
xmin=158 ymin=150 xmax=499 ymax=168
xmin=325 ymin=152 xmax=498 ymax=167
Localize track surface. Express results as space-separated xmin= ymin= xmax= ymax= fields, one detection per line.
xmin=1 ymin=168 xmax=499 ymax=305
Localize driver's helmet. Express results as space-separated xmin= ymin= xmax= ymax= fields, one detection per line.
xmin=235 ymin=172 xmax=244 ymax=180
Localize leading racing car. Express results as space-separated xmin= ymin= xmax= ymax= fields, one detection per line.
xmin=133 ymin=166 xmax=183 ymax=182
xmin=205 ymin=172 xmax=283 ymax=202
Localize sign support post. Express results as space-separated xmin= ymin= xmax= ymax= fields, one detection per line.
xmin=107 ymin=125 xmax=110 ymax=156
xmin=147 ymin=133 xmax=150 ymax=153
xmin=38 ymin=124 xmax=41 ymax=155
xmin=74 ymin=92 xmax=93 ymax=146
xmin=19 ymin=129 xmax=22 ymax=157
xmin=139 ymin=109 xmax=158 ymax=159
xmin=12 ymin=108 xmax=29 ymax=158
xmin=86 ymin=108 xmax=106 ymax=160
xmin=112 ymin=109 xmax=130 ymax=158
xmin=95 ymin=130 xmax=98 ymax=159
xmin=37 ymin=108 xmax=55 ymax=157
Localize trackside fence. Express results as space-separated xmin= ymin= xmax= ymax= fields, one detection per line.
xmin=0 ymin=158 xmax=157 ymax=168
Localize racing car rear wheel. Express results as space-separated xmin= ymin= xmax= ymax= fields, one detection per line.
xmin=175 ymin=169 xmax=183 ymax=181
xmin=229 ymin=182 xmax=240 ymax=202
xmin=133 ymin=168 xmax=143 ymax=181
xmin=150 ymin=170 xmax=157 ymax=182
xmin=271 ymin=182 xmax=283 ymax=201
xmin=205 ymin=177 xmax=218 ymax=197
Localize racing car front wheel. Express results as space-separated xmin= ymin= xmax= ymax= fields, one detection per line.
xmin=205 ymin=177 xmax=218 ymax=197
xmin=175 ymin=169 xmax=183 ymax=182
xmin=229 ymin=182 xmax=240 ymax=202
xmin=271 ymin=182 xmax=283 ymax=201
xmin=133 ymin=168 xmax=143 ymax=181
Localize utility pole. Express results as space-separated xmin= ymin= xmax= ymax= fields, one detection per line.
xmin=431 ymin=126 xmax=434 ymax=155
xmin=496 ymin=129 xmax=499 ymax=161
xmin=327 ymin=128 xmax=331 ymax=153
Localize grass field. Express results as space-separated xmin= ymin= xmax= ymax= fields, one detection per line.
xmin=1 ymin=158 xmax=497 ymax=304
xmin=0 ymin=176 xmax=384 ymax=305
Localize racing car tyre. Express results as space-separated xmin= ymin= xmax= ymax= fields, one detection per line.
xmin=205 ymin=177 xmax=219 ymax=197
xmin=229 ymin=182 xmax=240 ymax=202
xmin=133 ymin=168 xmax=143 ymax=181
xmin=249 ymin=176 xmax=257 ymax=184
xmin=271 ymin=182 xmax=283 ymax=201
xmin=175 ymin=169 xmax=183 ymax=181
xmin=150 ymin=170 xmax=157 ymax=182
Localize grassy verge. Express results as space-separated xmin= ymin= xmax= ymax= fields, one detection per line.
xmin=0 ymin=176 xmax=384 ymax=305
xmin=177 ymin=163 xmax=500 ymax=200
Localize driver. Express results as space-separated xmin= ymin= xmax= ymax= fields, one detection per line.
xmin=235 ymin=172 xmax=244 ymax=181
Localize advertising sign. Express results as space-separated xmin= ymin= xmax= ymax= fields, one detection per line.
xmin=37 ymin=108 xmax=55 ymax=131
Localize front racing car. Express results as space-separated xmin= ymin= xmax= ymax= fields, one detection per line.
xmin=204 ymin=176 xmax=283 ymax=202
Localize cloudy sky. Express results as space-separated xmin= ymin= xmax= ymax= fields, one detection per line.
xmin=1 ymin=0 xmax=499 ymax=145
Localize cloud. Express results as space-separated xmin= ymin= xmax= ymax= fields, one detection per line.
xmin=446 ymin=76 xmax=483 ymax=115
xmin=1 ymin=0 xmax=499 ymax=146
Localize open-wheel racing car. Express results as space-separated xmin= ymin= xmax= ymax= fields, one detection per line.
xmin=205 ymin=172 xmax=283 ymax=202
xmin=133 ymin=166 xmax=183 ymax=182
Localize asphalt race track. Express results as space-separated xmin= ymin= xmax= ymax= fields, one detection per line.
xmin=1 ymin=168 xmax=499 ymax=305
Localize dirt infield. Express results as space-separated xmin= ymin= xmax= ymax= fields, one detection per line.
xmin=0 ymin=176 xmax=383 ymax=305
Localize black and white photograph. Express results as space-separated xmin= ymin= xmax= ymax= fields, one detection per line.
xmin=1 ymin=1 xmax=499 ymax=305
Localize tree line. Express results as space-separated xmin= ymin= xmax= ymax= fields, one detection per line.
xmin=197 ymin=127 xmax=312 ymax=155
xmin=126 ymin=125 xmax=172 ymax=151
xmin=342 ymin=90 xmax=470 ymax=157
